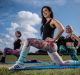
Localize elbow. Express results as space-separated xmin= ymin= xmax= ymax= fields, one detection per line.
xmin=60 ymin=28 xmax=64 ymax=34
xmin=62 ymin=26 xmax=65 ymax=33
xmin=62 ymin=28 xmax=64 ymax=33
xmin=59 ymin=26 xmax=65 ymax=33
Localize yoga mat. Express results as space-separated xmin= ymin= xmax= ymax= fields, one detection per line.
xmin=13 ymin=65 xmax=80 ymax=70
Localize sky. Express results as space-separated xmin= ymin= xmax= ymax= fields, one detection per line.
xmin=0 ymin=0 xmax=80 ymax=52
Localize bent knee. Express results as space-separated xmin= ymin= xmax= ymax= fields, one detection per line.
xmin=48 ymin=43 xmax=57 ymax=53
xmin=23 ymin=39 xmax=29 ymax=47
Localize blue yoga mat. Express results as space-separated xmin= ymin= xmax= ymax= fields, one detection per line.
xmin=14 ymin=65 xmax=80 ymax=70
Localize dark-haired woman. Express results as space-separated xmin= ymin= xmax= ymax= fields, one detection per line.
xmin=0 ymin=31 xmax=22 ymax=63
xmin=9 ymin=6 xmax=80 ymax=70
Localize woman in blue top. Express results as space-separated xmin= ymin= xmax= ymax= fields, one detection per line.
xmin=9 ymin=6 xmax=80 ymax=70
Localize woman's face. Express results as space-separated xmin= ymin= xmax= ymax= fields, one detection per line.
xmin=15 ymin=32 xmax=20 ymax=38
xmin=66 ymin=26 xmax=72 ymax=33
xmin=42 ymin=8 xmax=51 ymax=18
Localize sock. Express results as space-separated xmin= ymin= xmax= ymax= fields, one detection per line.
xmin=16 ymin=47 xmax=29 ymax=64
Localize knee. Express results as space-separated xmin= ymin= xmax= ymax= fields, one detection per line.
xmin=4 ymin=48 xmax=8 ymax=51
xmin=23 ymin=40 xmax=28 ymax=46
xmin=48 ymin=43 xmax=57 ymax=53
xmin=23 ymin=39 xmax=29 ymax=47
xmin=53 ymin=43 xmax=57 ymax=50
xmin=4 ymin=48 xmax=9 ymax=53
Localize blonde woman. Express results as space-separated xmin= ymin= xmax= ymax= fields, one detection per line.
xmin=65 ymin=25 xmax=80 ymax=60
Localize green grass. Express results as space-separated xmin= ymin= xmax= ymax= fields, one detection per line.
xmin=0 ymin=55 xmax=80 ymax=75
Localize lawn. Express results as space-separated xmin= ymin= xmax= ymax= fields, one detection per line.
xmin=0 ymin=55 xmax=80 ymax=75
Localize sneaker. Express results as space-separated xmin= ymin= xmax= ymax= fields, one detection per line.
xmin=8 ymin=63 xmax=24 ymax=70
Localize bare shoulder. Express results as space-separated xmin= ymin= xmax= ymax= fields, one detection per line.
xmin=50 ymin=19 xmax=63 ymax=28
xmin=50 ymin=19 xmax=61 ymax=25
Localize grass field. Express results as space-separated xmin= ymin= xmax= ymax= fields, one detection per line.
xmin=0 ymin=55 xmax=80 ymax=75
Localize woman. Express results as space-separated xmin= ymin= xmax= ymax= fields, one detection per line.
xmin=0 ymin=31 xmax=22 ymax=63
xmin=9 ymin=6 xmax=80 ymax=70
xmin=65 ymin=25 xmax=80 ymax=60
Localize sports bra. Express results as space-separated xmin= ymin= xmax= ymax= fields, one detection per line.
xmin=65 ymin=35 xmax=75 ymax=42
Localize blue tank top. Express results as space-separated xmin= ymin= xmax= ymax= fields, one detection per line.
xmin=42 ymin=19 xmax=56 ymax=40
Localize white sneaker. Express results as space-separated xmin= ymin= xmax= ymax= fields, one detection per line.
xmin=8 ymin=63 xmax=24 ymax=70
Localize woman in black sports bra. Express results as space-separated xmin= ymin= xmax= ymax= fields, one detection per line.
xmin=65 ymin=25 xmax=80 ymax=60
xmin=0 ymin=31 xmax=22 ymax=63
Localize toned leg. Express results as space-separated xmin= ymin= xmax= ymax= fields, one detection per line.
xmin=47 ymin=43 xmax=80 ymax=65
xmin=67 ymin=47 xmax=78 ymax=60
xmin=16 ymin=38 xmax=48 ymax=64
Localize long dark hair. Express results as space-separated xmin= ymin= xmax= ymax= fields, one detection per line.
xmin=40 ymin=6 xmax=54 ymax=35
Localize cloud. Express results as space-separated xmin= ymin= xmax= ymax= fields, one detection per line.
xmin=12 ymin=0 xmax=66 ymax=6
xmin=54 ymin=0 xmax=66 ymax=6
xmin=7 ymin=11 xmax=41 ymax=38
xmin=0 ymin=11 xmax=41 ymax=53
xmin=17 ymin=11 xmax=41 ymax=26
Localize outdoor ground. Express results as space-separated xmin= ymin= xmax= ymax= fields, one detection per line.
xmin=0 ymin=55 xmax=80 ymax=75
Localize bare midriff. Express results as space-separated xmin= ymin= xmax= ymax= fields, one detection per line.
xmin=66 ymin=42 xmax=74 ymax=47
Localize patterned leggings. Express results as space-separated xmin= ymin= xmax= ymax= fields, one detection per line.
xmin=26 ymin=38 xmax=80 ymax=65
xmin=17 ymin=38 xmax=80 ymax=65
xmin=27 ymin=38 xmax=57 ymax=53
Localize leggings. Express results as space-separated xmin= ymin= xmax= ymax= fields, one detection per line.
xmin=27 ymin=38 xmax=57 ymax=53
xmin=4 ymin=48 xmax=21 ymax=58
xmin=17 ymin=38 xmax=80 ymax=65
xmin=59 ymin=45 xmax=78 ymax=60
xmin=66 ymin=46 xmax=78 ymax=60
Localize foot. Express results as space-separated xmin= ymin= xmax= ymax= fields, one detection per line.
xmin=8 ymin=63 xmax=24 ymax=70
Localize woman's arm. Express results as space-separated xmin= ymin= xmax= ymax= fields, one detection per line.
xmin=50 ymin=19 xmax=64 ymax=42
xmin=71 ymin=34 xmax=80 ymax=47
